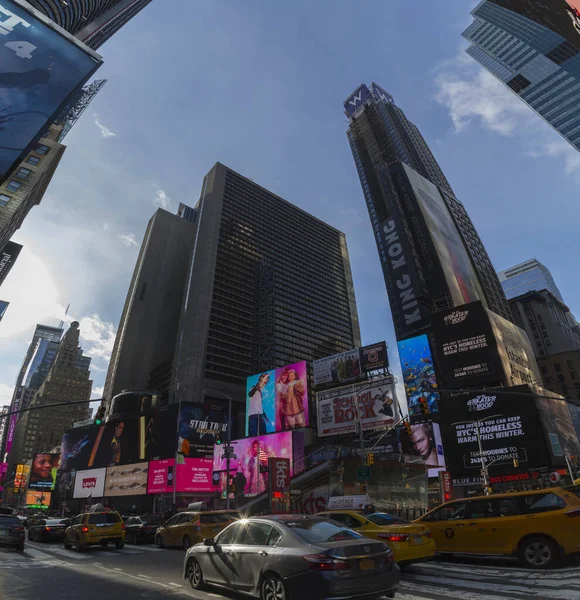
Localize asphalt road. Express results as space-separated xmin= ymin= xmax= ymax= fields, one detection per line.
xmin=1 ymin=540 xmax=580 ymax=600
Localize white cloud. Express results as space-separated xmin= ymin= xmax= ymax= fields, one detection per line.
xmin=119 ymin=233 xmax=139 ymax=248
xmin=93 ymin=114 xmax=117 ymax=139
xmin=154 ymin=187 xmax=172 ymax=210
xmin=74 ymin=314 xmax=116 ymax=363
xmin=91 ymin=386 xmax=104 ymax=399
xmin=525 ymin=138 xmax=580 ymax=175
xmin=0 ymin=383 xmax=14 ymax=406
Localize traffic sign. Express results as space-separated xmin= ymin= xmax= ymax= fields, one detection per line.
xmin=357 ymin=466 xmax=371 ymax=481
xmin=549 ymin=471 xmax=561 ymax=484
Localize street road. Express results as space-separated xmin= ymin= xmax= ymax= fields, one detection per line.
xmin=1 ymin=541 xmax=580 ymax=600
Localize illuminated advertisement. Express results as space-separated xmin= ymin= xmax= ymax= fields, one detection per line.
xmin=104 ymin=462 xmax=148 ymax=497
xmin=397 ymin=335 xmax=439 ymax=419
xmin=269 ymin=457 xmax=291 ymax=514
xmin=28 ymin=452 xmax=59 ymax=490
xmin=402 ymin=164 xmax=484 ymax=307
xmin=25 ymin=490 xmax=50 ymax=508
xmin=399 ymin=422 xmax=446 ymax=477
xmin=177 ymin=403 xmax=232 ymax=459
xmin=5 ymin=388 xmax=21 ymax=454
xmin=213 ymin=431 xmax=305 ymax=497
xmin=344 ymin=83 xmax=371 ymax=116
xmin=146 ymin=458 xmax=217 ymax=494
xmin=73 ymin=468 xmax=106 ymax=498
xmin=316 ymin=376 xmax=398 ymax=437
xmin=14 ymin=463 xmax=29 ymax=489
xmin=0 ymin=241 xmax=22 ymax=287
xmin=0 ymin=462 xmax=7 ymax=492
xmin=0 ymin=1 xmax=102 ymax=179
xmin=490 ymin=0 xmax=580 ymax=50
xmin=246 ymin=361 xmax=309 ymax=436
xmin=60 ymin=425 xmax=99 ymax=470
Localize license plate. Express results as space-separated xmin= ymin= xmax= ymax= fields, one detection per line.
xmin=359 ymin=559 xmax=375 ymax=571
xmin=410 ymin=535 xmax=425 ymax=546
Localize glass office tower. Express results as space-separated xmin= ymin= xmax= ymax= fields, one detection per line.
xmin=498 ymin=258 xmax=565 ymax=302
xmin=464 ymin=1 xmax=580 ymax=152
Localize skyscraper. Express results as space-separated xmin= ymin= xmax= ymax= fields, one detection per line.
xmin=345 ymin=82 xmax=511 ymax=340
xmin=104 ymin=207 xmax=196 ymax=403
xmin=172 ymin=163 xmax=361 ymax=410
xmin=464 ymin=1 xmax=580 ymax=152
xmin=498 ymin=258 xmax=565 ymax=302
xmin=27 ymin=0 xmax=153 ymax=49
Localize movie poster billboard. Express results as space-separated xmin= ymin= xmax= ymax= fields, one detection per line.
xmin=397 ymin=334 xmax=439 ymax=419
xmin=535 ymin=394 xmax=580 ymax=464
xmin=25 ymin=490 xmax=51 ymax=508
xmin=28 ymin=452 xmax=59 ymax=490
xmin=402 ymin=164 xmax=484 ymax=307
xmin=489 ymin=1 xmax=580 ymax=50
xmin=73 ymin=468 xmax=106 ymax=499
xmin=246 ymin=361 xmax=309 ymax=436
xmin=439 ymin=390 xmax=551 ymax=476
xmin=104 ymin=462 xmax=148 ymax=497
xmin=213 ymin=431 xmax=304 ymax=497
xmin=0 ymin=0 xmax=102 ymax=180
xmin=177 ymin=403 xmax=233 ymax=459
xmin=316 ymin=377 xmax=398 ymax=437
xmin=399 ymin=422 xmax=446 ymax=477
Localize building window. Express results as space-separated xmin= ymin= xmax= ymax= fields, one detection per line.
xmin=6 ymin=180 xmax=21 ymax=192
xmin=16 ymin=167 xmax=32 ymax=179
xmin=554 ymin=363 xmax=561 ymax=372
xmin=26 ymin=155 xmax=40 ymax=166
xmin=0 ymin=193 xmax=10 ymax=207
xmin=540 ymin=365 xmax=548 ymax=375
xmin=36 ymin=144 xmax=50 ymax=155
xmin=558 ymin=374 xmax=565 ymax=383
xmin=507 ymin=74 xmax=531 ymax=94
xmin=571 ymin=371 xmax=577 ymax=380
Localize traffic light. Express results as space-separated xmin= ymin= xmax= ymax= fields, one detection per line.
xmin=404 ymin=421 xmax=412 ymax=436
xmin=366 ymin=453 xmax=375 ymax=467
xmin=216 ymin=431 xmax=223 ymax=445
xmin=513 ymin=458 xmax=519 ymax=468
xmin=418 ymin=397 xmax=430 ymax=416
xmin=94 ymin=405 xmax=105 ymax=426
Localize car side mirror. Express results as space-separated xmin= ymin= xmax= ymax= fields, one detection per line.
xmin=203 ymin=538 xmax=215 ymax=546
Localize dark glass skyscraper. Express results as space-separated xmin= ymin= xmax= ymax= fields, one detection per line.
xmin=464 ymin=1 xmax=580 ymax=152
xmin=345 ymin=82 xmax=511 ymax=340
xmin=28 ymin=0 xmax=152 ymax=49
xmin=172 ymin=162 xmax=361 ymax=409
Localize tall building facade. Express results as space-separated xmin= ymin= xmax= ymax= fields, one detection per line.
xmin=172 ymin=162 xmax=361 ymax=411
xmin=104 ymin=207 xmax=196 ymax=403
xmin=9 ymin=322 xmax=92 ymax=468
xmin=498 ymin=258 xmax=565 ymax=302
xmin=28 ymin=0 xmax=152 ymax=49
xmin=345 ymin=82 xmax=511 ymax=340
xmin=464 ymin=1 xmax=580 ymax=153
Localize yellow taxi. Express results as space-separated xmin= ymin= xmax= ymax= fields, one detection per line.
xmin=155 ymin=510 xmax=240 ymax=550
xmin=416 ymin=486 xmax=580 ymax=568
xmin=316 ymin=510 xmax=435 ymax=566
xmin=64 ymin=511 xmax=124 ymax=552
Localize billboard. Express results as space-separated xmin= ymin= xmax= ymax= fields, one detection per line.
xmin=0 ymin=300 xmax=8 ymax=320
xmin=344 ymin=83 xmax=371 ymax=116
xmin=25 ymin=489 xmax=50 ymax=508
xmin=147 ymin=459 xmax=175 ymax=494
xmin=146 ymin=458 xmax=217 ymax=494
xmin=0 ymin=241 xmax=22 ymax=287
xmin=316 ymin=376 xmax=398 ymax=437
xmin=73 ymin=468 xmax=106 ymax=498
xmin=177 ymin=403 xmax=232 ymax=459
xmin=402 ymin=164 xmax=484 ymax=307
xmin=14 ymin=463 xmax=28 ymax=489
xmin=246 ymin=361 xmax=309 ymax=436
xmin=397 ymin=334 xmax=440 ymax=419
xmin=28 ymin=452 xmax=59 ymax=490
xmin=104 ymin=462 xmax=148 ymax=497
xmin=489 ymin=1 xmax=580 ymax=50
xmin=535 ymin=395 xmax=580 ymax=465
xmin=439 ymin=389 xmax=552 ymax=476
xmin=313 ymin=342 xmax=388 ymax=387
xmin=269 ymin=457 xmax=291 ymax=514
xmin=5 ymin=387 xmax=21 ymax=454
xmin=0 ymin=461 xmax=7 ymax=492
xmin=60 ymin=425 xmax=99 ymax=470
xmin=0 ymin=1 xmax=102 ymax=180
xmin=213 ymin=431 xmax=304 ymax=497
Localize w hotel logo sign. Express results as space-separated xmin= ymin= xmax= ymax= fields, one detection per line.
xmin=344 ymin=84 xmax=371 ymax=116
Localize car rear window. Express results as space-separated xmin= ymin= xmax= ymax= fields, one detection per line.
xmin=88 ymin=513 xmax=121 ymax=524
xmin=367 ymin=513 xmax=409 ymax=525
xmin=142 ymin=517 xmax=164 ymax=525
xmin=45 ymin=519 xmax=67 ymax=526
xmin=200 ymin=514 xmax=233 ymax=524
xmin=286 ymin=519 xmax=362 ymax=543
xmin=0 ymin=515 xmax=20 ymax=527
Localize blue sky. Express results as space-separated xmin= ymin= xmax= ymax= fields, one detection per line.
xmin=1 ymin=0 xmax=579 ymax=409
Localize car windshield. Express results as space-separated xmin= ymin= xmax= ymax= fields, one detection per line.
xmin=0 ymin=515 xmax=20 ymax=527
xmin=141 ymin=517 xmax=164 ymax=525
xmin=285 ymin=519 xmax=362 ymax=543
xmin=367 ymin=513 xmax=409 ymax=525
xmin=88 ymin=513 xmax=121 ymax=524
xmin=45 ymin=519 xmax=68 ymax=525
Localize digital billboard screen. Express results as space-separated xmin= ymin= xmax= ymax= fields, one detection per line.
xmin=146 ymin=458 xmax=217 ymax=494
xmin=177 ymin=403 xmax=234 ymax=459
xmin=535 ymin=394 xmax=580 ymax=465
xmin=28 ymin=452 xmax=59 ymax=490
xmin=25 ymin=489 xmax=50 ymax=508
xmin=0 ymin=1 xmax=102 ymax=180
xmin=316 ymin=376 xmax=398 ymax=437
xmin=490 ymin=1 xmax=580 ymax=50
xmin=213 ymin=431 xmax=304 ymax=497
xmin=397 ymin=334 xmax=439 ymax=420
xmin=14 ymin=463 xmax=28 ymax=489
xmin=399 ymin=422 xmax=446 ymax=470
xmin=104 ymin=462 xmax=148 ymax=497
xmin=73 ymin=468 xmax=106 ymax=498
xmin=246 ymin=361 xmax=309 ymax=436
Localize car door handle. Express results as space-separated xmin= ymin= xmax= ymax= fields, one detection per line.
xmin=258 ymin=551 xmax=268 ymax=556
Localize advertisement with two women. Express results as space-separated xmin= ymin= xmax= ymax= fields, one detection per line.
xmin=246 ymin=361 xmax=309 ymax=435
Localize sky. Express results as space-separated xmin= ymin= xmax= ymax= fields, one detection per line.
xmin=1 ymin=0 xmax=580 ymax=411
